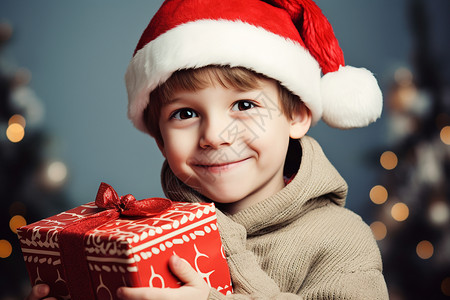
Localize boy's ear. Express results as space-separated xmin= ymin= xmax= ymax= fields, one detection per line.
xmin=289 ymin=104 xmax=312 ymax=139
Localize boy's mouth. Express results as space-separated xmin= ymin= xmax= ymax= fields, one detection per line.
xmin=192 ymin=158 xmax=250 ymax=173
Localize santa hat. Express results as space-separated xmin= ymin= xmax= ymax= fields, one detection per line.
xmin=125 ymin=0 xmax=382 ymax=134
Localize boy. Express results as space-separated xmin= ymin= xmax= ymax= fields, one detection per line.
xmin=28 ymin=0 xmax=388 ymax=299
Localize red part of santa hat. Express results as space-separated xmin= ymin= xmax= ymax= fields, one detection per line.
xmin=125 ymin=0 xmax=382 ymax=134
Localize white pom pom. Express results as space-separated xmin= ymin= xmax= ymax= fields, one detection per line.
xmin=321 ymin=65 xmax=383 ymax=129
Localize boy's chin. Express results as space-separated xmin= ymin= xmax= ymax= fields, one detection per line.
xmin=196 ymin=188 xmax=244 ymax=205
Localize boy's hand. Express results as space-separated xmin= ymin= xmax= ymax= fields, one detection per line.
xmin=117 ymin=255 xmax=210 ymax=300
xmin=26 ymin=284 xmax=57 ymax=300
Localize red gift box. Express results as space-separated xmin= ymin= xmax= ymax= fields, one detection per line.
xmin=17 ymin=183 xmax=233 ymax=299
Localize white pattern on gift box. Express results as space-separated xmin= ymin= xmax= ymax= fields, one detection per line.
xmin=33 ymin=267 xmax=70 ymax=300
xmin=148 ymin=243 xmax=214 ymax=289
xmin=20 ymin=204 xmax=219 ymax=276
xmin=18 ymin=202 xmax=233 ymax=296
xmin=149 ymin=265 xmax=165 ymax=288
xmin=193 ymin=244 xmax=214 ymax=287
xmin=17 ymin=203 xmax=102 ymax=249
xmin=84 ymin=203 xmax=216 ymax=258
xmin=18 ymin=202 xmax=214 ymax=252
xmin=85 ymin=215 xmax=218 ymax=271
xmin=96 ymin=275 xmax=113 ymax=300
xmin=22 ymin=249 xmax=61 ymax=266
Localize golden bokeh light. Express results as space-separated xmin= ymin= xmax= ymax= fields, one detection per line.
xmin=370 ymin=221 xmax=387 ymax=241
xmin=416 ymin=240 xmax=434 ymax=259
xmin=380 ymin=151 xmax=398 ymax=170
xmin=391 ymin=202 xmax=409 ymax=222
xmin=440 ymin=126 xmax=450 ymax=145
xmin=370 ymin=185 xmax=388 ymax=205
xmin=9 ymin=215 xmax=27 ymax=234
xmin=442 ymin=277 xmax=450 ymax=297
xmin=8 ymin=114 xmax=26 ymax=128
xmin=6 ymin=123 xmax=25 ymax=143
xmin=0 ymin=240 xmax=12 ymax=258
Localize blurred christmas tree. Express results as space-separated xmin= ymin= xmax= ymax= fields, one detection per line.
xmin=0 ymin=21 xmax=71 ymax=299
xmin=368 ymin=0 xmax=450 ymax=299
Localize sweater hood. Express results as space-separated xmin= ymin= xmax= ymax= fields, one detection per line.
xmin=230 ymin=136 xmax=348 ymax=236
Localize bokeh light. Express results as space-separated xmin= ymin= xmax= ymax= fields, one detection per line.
xmin=391 ymin=202 xmax=409 ymax=222
xmin=0 ymin=21 xmax=13 ymax=42
xmin=0 ymin=240 xmax=12 ymax=258
xmin=370 ymin=185 xmax=388 ymax=205
xmin=416 ymin=240 xmax=433 ymax=259
xmin=8 ymin=114 xmax=26 ymax=128
xmin=47 ymin=161 xmax=68 ymax=184
xmin=6 ymin=123 xmax=25 ymax=143
xmin=429 ymin=201 xmax=449 ymax=225
xmin=9 ymin=215 xmax=27 ymax=234
xmin=380 ymin=151 xmax=398 ymax=170
xmin=440 ymin=126 xmax=450 ymax=145
xmin=390 ymin=67 xmax=417 ymax=112
xmin=370 ymin=221 xmax=387 ymax=241
xmin=394 ymin=67 xmax=413 ymax=84
xmin=442 ymin=277 xmax=450 ymax=297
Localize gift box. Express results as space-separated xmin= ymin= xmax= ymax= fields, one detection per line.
xmin=17 ymin=183 xmax=232 ymax=299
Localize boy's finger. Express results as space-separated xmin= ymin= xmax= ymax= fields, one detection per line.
xmin=168 ymin=255 xmax=203 ymax=286
xmin=117 ymin=286 xmax=174 ymax=300
xmin=27 ymin=284 xmax=49 ymax=300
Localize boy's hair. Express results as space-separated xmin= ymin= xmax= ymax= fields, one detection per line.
xmin=144 ymin=65 xmax=304 ymax=145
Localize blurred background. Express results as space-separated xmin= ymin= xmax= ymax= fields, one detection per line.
xmin=0 ymin=0 xmax=449 ymax=299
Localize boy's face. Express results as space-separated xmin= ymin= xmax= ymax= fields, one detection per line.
xmin=157 ymin=78 xmax=311 ymax=213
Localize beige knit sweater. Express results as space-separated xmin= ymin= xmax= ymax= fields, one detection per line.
xmin=161 ymin=136 xmax=389 ymax=300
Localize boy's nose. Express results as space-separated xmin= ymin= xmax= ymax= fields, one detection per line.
xmin=199 ymin=117 xmax=233 ymax=149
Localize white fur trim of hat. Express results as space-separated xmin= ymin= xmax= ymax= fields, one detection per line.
xmin=125 ymin=0 xmax=383 ymax=134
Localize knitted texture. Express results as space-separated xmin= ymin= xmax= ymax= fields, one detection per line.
xmin=161 ymin=136 xmax=388 ymax=299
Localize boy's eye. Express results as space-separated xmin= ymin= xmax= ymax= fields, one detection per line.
xmin=231 ymin=100 xmax=256 ymax=111
xmin=170 ymin=108 xmax=198 ymax=120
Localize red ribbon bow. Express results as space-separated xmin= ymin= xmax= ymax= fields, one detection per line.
xmin=95 ymin=182 xmax=172 ymax=217
xmin=59 ymin=182 xmax=173 ymax=299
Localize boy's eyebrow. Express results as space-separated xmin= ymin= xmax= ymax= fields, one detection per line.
xmin=162 ymin=87 xmax=262 ymax=106
xmin=162 ymin=96 xmax=183 ymax=106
